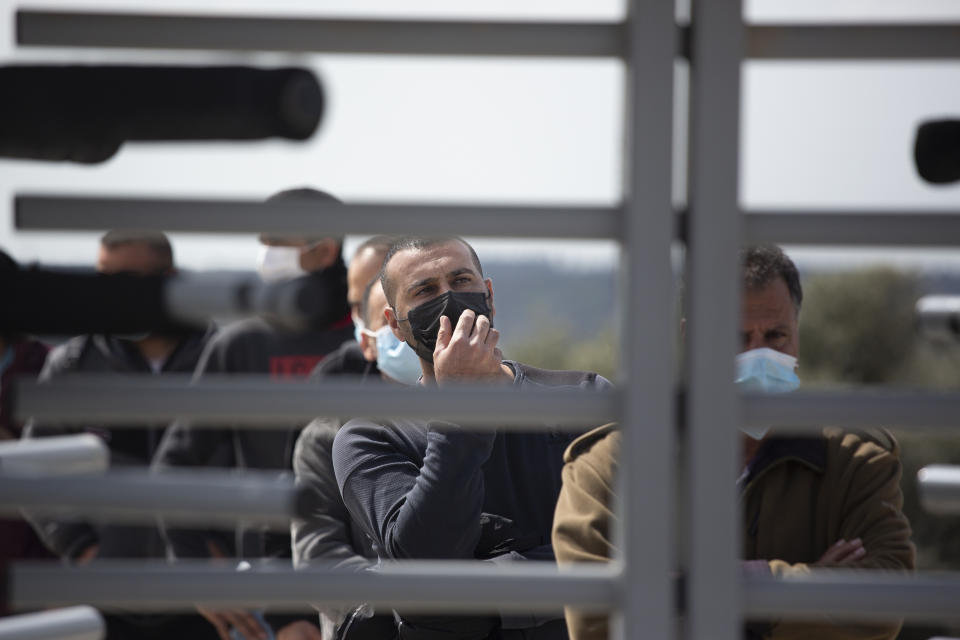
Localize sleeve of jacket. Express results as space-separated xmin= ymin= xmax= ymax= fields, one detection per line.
xmin=765 ymin=429 xmax=916 ymax=640
xmin=292 ymin=418 xmax=374 ymax=636
xmin=333 ymin=418 xmax=495 ymax=560
xmin=20 ymin=340 xmax=100 ymax=560
xmin=292 ymin=418 xmax=373 ymax=572
xmin=552 ymin=429 xmax=620 ymax=640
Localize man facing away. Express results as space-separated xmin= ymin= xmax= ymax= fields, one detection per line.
xmin=153 ymin=188 xmax=355 ymax=640
xmin=551 ymin=244 xmax=915 ymax=640
xmin=332 ymin=236 xmax=611 ymax=640
xmin=23 ymin=230 xmax=217 ymax=640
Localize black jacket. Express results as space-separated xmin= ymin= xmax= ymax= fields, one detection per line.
xmin=332 ymin=361 xmax=611 ymax=640
xmin=23 ymin=328 xmax=214 ymax=560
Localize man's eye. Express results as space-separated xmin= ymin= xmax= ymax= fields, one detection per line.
xmin=453 ymin=276 xmax=471 ymax=285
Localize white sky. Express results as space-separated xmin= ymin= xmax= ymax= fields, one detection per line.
xmin=1 ymin=0 xmax=960 ymax=271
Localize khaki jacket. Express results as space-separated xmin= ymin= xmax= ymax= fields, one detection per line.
xmin=551 ymin=425 xmax=915 ymax=640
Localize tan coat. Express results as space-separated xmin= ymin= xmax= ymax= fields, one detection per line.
xmin=551 ymin=425 xmax=915 ymax=640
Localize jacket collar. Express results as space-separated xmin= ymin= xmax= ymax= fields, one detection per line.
xmin=744 ymin=434 xmax=827 ymax=486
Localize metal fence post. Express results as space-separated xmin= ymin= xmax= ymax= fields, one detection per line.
xmin=616 ymin=1 xmax=678 ymax=639
xmin=684 ymin=0 xmax=745 ymax=639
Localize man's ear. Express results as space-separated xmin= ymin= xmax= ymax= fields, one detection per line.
xmin=360 ymin=332 xmax=378 ymax=363
xmin=301 ymin=239 xmax=340 ymax=271
xmin=385 ymin=307 xmax=403 ymax=340
xmin=484 ymin=278 xmax=496 ymax=321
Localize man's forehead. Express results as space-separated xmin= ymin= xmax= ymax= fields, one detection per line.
xmin=389 ymin=241 xmax=478 ymax=284
xmin=742 ymin=279 xmax=796 ymax=322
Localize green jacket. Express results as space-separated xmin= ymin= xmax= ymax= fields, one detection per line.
xmin=551 ymin=425 xmax=915 ymax=640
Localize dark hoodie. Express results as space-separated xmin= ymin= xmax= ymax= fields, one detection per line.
xmin=22 ymin=327 xmax=214 ymax=560
xmin=153 ymin=259 xmax=354 ymax=560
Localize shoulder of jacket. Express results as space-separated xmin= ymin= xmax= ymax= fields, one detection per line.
xmin=564 ymin=423 xmax=621 ymax=464
xmin=823 ymin=426 xmax=899 ymax=457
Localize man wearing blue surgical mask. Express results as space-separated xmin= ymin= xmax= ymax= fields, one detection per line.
xmin=309 ymin=236 xmax=396 ymax=381
xmin=358 ymin=278 xmax=422 ymax=386
xmin=291 ymin=276 xmax=417 ymax=640
xmin=553 ymin=245 xmax=915 ymax=640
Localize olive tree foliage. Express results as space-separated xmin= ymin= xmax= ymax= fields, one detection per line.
xmin=799 ymin=268 xmax=960 ymax=586
xmin=799 ymin=267 xmax=960 ymax=388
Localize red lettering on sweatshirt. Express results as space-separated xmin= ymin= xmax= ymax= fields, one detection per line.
xmin=269 ymin=355 xmax=325 ymax=378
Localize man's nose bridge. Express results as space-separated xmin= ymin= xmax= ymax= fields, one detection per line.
xmin=744 ymin=330 xmax=764 ymax=351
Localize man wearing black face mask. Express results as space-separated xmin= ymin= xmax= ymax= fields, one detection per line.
xmin=331 ymin=236 xmax=611 ymax=640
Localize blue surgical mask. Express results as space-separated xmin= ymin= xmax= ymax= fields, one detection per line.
xmin=366 ymin=325 xmax=422 ymax=385
xmin=735 ymin=347 xmax=800 ymax=440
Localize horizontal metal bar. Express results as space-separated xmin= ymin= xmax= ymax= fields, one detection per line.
xmin=14 ymin=375 xmax=619 ymax=429
xmin=3 ymin=469 xmax=303 ymax=528
xmin=20 ymin=198 xmax=960 ymax=248
xmin=748 ymin=25 xmax=960 ymax=60
xmin=743 ymin=570 xmax=960 ymax=622
xmin=917 ymin=465 xmax=960 ymax=514
xmin=8 ymin=561 xmax=619 ymax=614
xmin=14 ymin=196 xmax=621 ymax=241
xmin=12 ymin=563 xmax=960 ymax=621
xmin=744 ymin=211 xmax=960 ymax=247
xmin=17 ymin=12 xmax=960 ymax=61
xmin=20 ymin=380 xmax=958 ymax=431
xmin=743 ymin=389 xmax=960 ymax=432
xmin=16 ymin=11 xmax=623 ymax=57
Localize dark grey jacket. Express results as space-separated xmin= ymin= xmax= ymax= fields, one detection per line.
xmin=153 ymin=312 xmax=355 ymax=560
xmin=23 ymin=329 xmax=213 ymax=560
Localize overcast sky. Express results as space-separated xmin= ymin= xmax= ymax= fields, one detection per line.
xmin=1 ymin=0 xmax=959 ymax=271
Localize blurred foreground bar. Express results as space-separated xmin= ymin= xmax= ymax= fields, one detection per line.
xmin=917 ymin=465 xmax=960 ymax=515
xmin=0 ymin=469 xmax=304 ymax=528
xmin=0 ymin=434 xmax=108 ymax=476
xmin=0 ymin=606 xmax=104 ymax=640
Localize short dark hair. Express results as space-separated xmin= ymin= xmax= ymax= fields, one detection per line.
xmin=100 ymin=230 xmax=173 ymax=268
xmin=741 ymin=245 xmax=802 ymax=313
xmin=379 ymin=236 xmax=484 ymax=307
xmin=262 ymin=187 xmax=344 ymax=247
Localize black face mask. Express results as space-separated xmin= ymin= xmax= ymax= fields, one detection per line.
xmin=400 ymin=290 xmax=492 ymax=363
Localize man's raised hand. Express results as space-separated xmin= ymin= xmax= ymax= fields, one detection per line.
xmin=433 ymin=310 xmax=504 ymax=385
